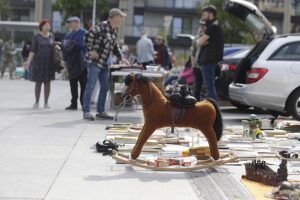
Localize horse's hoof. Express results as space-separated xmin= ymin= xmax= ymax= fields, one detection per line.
xmin=131 ymin=152 xmax=139 ymax=160
xmin=212 ymin=154 xmax=220 ymax=161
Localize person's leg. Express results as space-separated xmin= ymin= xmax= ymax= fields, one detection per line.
xmin=44 ymin=80 xmax=51 ymax=107
xmin=200 ymin=63 xmax=217 ymax=100
xmin=8 ymin=61 xmax=16 ymax=79
xmin=70 ymin=76 xmax=79 ymax=108
xmin=33 ymin=81 xmax=42 ymax=108
xmin=0 ymin=59 xmax=8 ymax=78
xmin=164 ymin=75 xmax=178 ymax=87
xmin=79 ymin=68 xmax=87 ymax=107
xmin=97 ymin=67 xmax=109 ymax=114
xmin=82 ymin=63 xmax=99 ymax=114
xmin=193 ymin=66 xmax=203 ymax=101
xmin=95 ymin=67 xmax=113 ymax=119
xmin=91 ymin=79 xmax=99 ymax=104
xmin=65 ymin=76 xmax=78 ymax=110
xmin=35 ymin=81 xmax=42 ymax=103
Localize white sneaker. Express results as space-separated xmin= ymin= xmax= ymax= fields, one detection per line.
xmin=44 ymin=103 xmax=50 ymax=109
xmin=33 ymin=102 xmax=39 ymax=109
xmin=83 ymin=112 xmax=95 ymax=121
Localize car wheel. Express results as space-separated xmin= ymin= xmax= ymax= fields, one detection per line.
xmin=230 ymin=100 xmax=250 ymax=110
xmin=268 ymin=110 xmax=290 ymax=118
xmin=287 ymin=90 xmax=300 ymax=120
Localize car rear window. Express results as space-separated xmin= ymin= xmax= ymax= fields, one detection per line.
xmin=269 ymin=41 xmax=300 ymax=61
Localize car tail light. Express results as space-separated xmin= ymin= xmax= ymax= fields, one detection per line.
xmin=246 ymin=68 xmax=268 ymax=84
xmin=221 ymin=64 xmax=236 ymax=71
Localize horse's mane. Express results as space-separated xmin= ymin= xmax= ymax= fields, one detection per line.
xmin=125 ymin=73 xmax=149 ymax=86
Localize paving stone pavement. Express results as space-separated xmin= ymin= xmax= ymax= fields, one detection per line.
xmin=0 ymin=79 xmax=253 ymax=200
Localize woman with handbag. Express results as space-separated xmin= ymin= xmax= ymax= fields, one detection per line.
xmin=23 ymin=19 xmax=55 ymax=109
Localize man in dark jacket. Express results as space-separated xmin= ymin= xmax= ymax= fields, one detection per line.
xmin=63 ymin=16 xmax=87 ymax=110
xmin=197 ymin=5 xmax=224 ymax=100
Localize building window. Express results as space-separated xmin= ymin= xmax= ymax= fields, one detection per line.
xmin=174 ymin=0 xmax=195 ymax=9
xmin=166 ymin=0 xmax=173 ymax=8
xmin=183 ymin=0 xmax=194 ymax=8
xmin=133 ymin=15 xmax=144 ymax=37
xmin=174 ymin=0 xmax=184 ymax=8
xmin=183 ymin=17 xmax=192 ymax=33
xmin=172 ymin=17 xmax=182 ymax=38
xmin=11 ymin=9 xmax=30 ymax=21
xmin=134 ymin=0 xmax=144 ymax=8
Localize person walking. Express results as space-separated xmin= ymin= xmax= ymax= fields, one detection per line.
xmin=136 ymin=31 xmax=155 ymax=69
xmin=197 ymin=5 xmax=224 ymax=100
xmin=0 ymin=39 xmax=17 ymax=79
xmin=154 ymin=36 xmax=171 ymax=70
xmin=23 ymin=19 xmax=55 ymax=109
xmin=82 ymin=8 xmax=129 ymax=121
xmin=63 ymin=16 xmax=87 ymax=110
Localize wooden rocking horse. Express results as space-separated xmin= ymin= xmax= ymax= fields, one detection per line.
xmin=124 ymin=73 xmax=223 ymax=160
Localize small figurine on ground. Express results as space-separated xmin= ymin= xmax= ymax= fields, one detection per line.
xmin=242 ymin=114 xmax=263 ymax=139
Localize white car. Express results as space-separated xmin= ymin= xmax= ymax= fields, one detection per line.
xmin=225 ymin=0 xmax=300 ymax=120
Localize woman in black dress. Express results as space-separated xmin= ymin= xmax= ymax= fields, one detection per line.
xmin=23 ymin=19 xmax=55 ymax=109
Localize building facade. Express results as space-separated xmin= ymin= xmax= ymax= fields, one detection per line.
xmin=1 ymin=0 xmax=300 ymax=62
xmin=0 ymin=0 xmax=52 ymax=42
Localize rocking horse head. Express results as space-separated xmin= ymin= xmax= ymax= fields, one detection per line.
xmin=124 ymin=73 xmax=149 ymax=97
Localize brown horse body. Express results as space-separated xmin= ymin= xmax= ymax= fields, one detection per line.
xmin=125 ymin=75 xmax=223 ymax=160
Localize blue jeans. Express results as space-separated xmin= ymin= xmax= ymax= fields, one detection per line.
xmin=82 ymin=63 xmax=109 ymax=113
xmin=200 ymin=63 xmax=217 ymax=100
xmin=164 ymin=75 xmax=178 ymax=87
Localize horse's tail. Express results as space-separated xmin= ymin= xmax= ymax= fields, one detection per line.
xmin=206 ymin=98 xmax=223 ymax=141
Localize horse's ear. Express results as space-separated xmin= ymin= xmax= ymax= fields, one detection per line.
xmin=135 ymin=73 xmax=142 ymax=81
xmin=125 ymin=74 xmax=135 ymax=86
xmin=136 ymin=73 xmax=149 ymax=83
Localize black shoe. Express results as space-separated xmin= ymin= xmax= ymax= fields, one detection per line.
xmin=181 ymin=86 xmax=197 ymax=105
xmin=65 ymin=105 xmax=77 ymax=110
xmin=169 ymin=92 xmax=183 ymax=104
xmin=183 ymin=94 xmax=197 ymax=105
xmin=96 ymin=140 xmax=118 ymax=153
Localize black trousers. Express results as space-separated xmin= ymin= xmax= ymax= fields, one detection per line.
xmin=69 ymin=69 xmax=87 ymax=107
xmin=193 ymin=66 xmax=203 ymax=101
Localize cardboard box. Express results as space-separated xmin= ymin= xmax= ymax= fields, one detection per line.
xmin=189 ymin=146 xmax=210 ymax=160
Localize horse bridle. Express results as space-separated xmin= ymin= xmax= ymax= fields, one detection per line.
xmin=125 ymin=79 xmax=152 ymax=107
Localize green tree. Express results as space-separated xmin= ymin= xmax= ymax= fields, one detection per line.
xmin=53 ymin=0 xmax=108 ymax=21
xmin=0 ymin=0 xmax=11 ymax=19
xmin=200 ymin=0 xmax=255 ymax=44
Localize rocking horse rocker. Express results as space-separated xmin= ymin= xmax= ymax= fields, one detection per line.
xmin=112 ymin=74 xmax=237 ymax=171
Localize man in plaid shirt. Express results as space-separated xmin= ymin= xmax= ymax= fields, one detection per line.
xmin=83 ymin=8 xmax=129 ymax=121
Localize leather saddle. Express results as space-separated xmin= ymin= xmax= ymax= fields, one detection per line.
xmin=166 ymin=86 xmax=197 ymax=134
